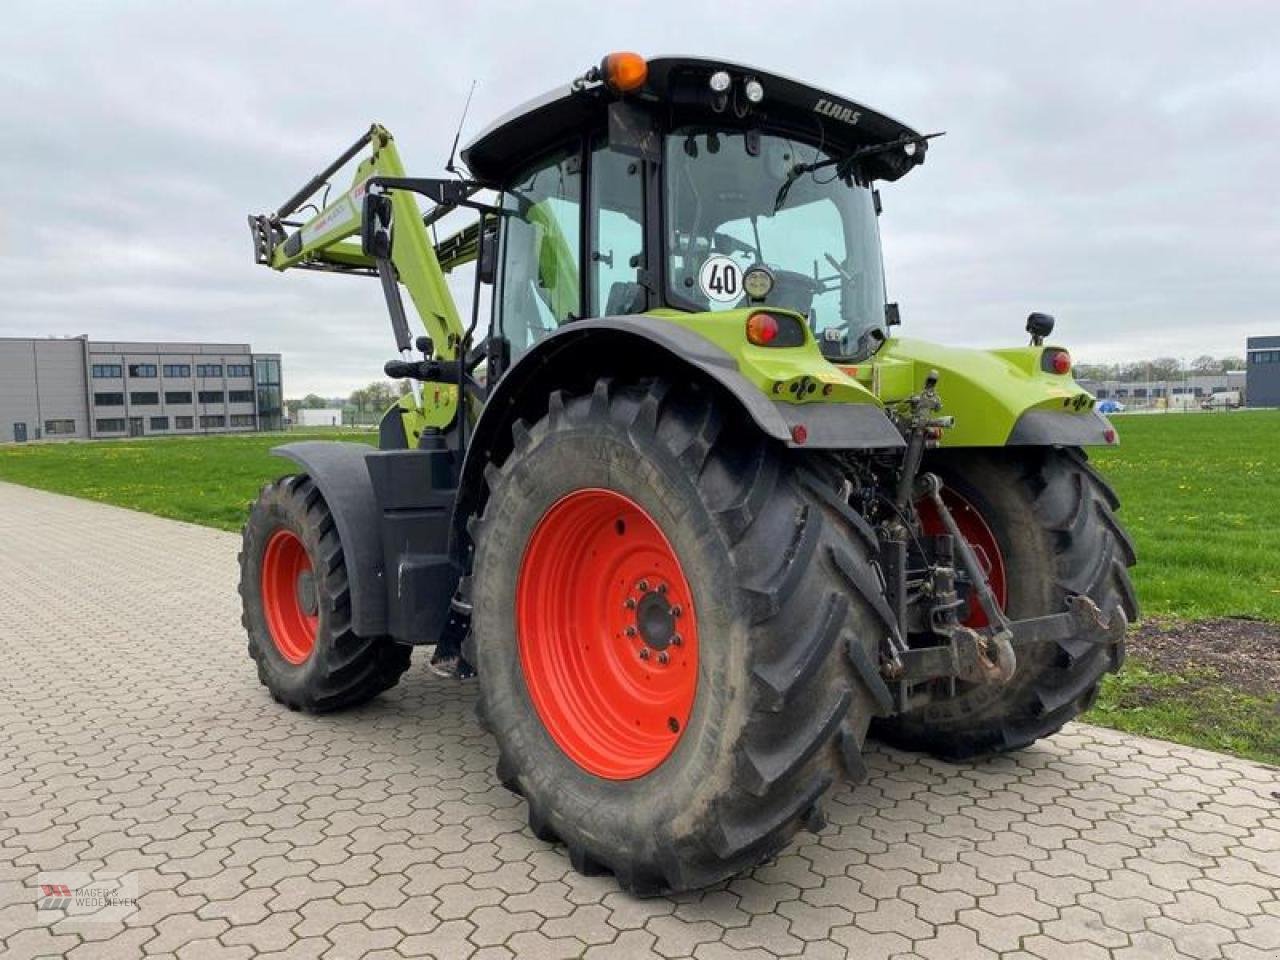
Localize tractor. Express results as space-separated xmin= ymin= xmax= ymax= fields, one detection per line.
xmin=243 ymin=53 xmax=1136 ymax=893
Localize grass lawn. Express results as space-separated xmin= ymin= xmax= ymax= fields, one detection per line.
xmin=1089 ymin=410 xmax=1280 ymax=622
xmin=1088 ymin=661 xmax=1278 ymax=766
xmin=0 ymin=430 xmax=374 ymax=531
xmin=1 ymin=411 xmax=1277 ymax=764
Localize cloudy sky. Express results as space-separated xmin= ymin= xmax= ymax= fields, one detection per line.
xmin=2 ymin=2 xmax=1277 ymax=396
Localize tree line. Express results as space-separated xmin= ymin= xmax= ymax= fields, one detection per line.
xmin=1073 ymin=354 xmax=1245 ymax=382
xmin=285 ymin=381 xmax=411 ymax=422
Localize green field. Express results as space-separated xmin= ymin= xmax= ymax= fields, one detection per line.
xmin=1090 ymin=410 xmax=1280 ymax=622
xmin=0 ymin=430 xmax=375 ymax=531
xmin=1 ymin=412 xmax=1277 ymax=763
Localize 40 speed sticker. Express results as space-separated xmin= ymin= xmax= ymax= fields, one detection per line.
xmin=698 ymin=255 xmax=743 ymax=304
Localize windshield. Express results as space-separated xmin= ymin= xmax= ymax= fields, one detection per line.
xmin=665 ymin=128 xmax=887 ymax=357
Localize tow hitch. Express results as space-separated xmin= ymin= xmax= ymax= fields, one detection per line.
xmin=886 ymin=472 xmax=1127 ymax=690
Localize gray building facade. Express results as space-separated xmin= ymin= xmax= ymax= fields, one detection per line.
xmin=1 ymin=337 xmax=282 ymax=442
xmin=1246 ymin=335 xmax=1280 ymax=408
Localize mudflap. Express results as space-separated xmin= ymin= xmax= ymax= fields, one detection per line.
xmin=364 ymin=440 xmax=463 ymax=647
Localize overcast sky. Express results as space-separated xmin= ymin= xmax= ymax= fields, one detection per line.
xmin=2 ymin=2 xmax=1277 ymax=396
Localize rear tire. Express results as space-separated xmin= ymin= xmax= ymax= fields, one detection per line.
xmin=239 ymin=475 xmax=411 ymax=712
xmin=469 ymin=379 xmax=897 ymax=893
xmin=872 ymin=447 xmax=1137 ymax=758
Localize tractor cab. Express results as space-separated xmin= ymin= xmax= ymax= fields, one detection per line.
xmin=460 ymin=54 xmax=932 ymax=365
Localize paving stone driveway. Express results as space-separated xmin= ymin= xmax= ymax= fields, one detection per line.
xmin=1 ymin=480 xmax=1278 ymax=960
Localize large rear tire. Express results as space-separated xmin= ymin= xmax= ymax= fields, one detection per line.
xmin=873 ymin=447 xmax=1137 ymax=758
xmin=469 ymin=379 xmax=897 ymax=893
xmin=239 ymin=475 xmax=411 ymax=712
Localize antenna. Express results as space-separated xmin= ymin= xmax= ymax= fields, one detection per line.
xmin=445 ymin=80 xmax=478 ymax=177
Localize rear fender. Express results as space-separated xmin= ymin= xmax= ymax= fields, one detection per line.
xmin=452 ymin=317 xmax=904 ymax=551
xmin=878 ymin=337 xmax=1118 ymax=448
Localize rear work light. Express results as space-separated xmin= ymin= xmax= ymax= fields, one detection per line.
xmin=1042 ymin=349 xmax=1072 ymax=375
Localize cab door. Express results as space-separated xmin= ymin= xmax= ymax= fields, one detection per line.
xmin=587 ymin=138 xmax=646 ymax=318
xmin=495 ymin=145 xmax=582 ymax=361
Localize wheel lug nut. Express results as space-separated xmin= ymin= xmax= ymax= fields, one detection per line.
xmin=657 ymin=583 xmax=667 ymax=594
xmin=639 ymin=648 xmax=650 ymax=660
xmin=657 ymin=651 xmax=669 ymax=665
xmin=625 ymin=626 xmax=637 ymax=637
xmin=624 ymin=598 xmax=636 ymax=610
xmin=671 ymin=605 xmax=682 ymax=618
xmin=672 ymin=634 xmax=682 ymax=647
xmin=638 ymin=579 xmax=649 ymax=592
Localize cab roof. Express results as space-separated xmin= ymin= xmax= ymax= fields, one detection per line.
xmin=461 ymin=55 xmax=926 ymax=186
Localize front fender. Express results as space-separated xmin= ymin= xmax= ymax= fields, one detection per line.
xmin=272 ymin=441 xmax=387 ymax=636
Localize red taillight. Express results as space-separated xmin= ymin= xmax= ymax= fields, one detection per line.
xmin=790 ymin=424 xmax=808 ymax=444
xmin=1046 ymin=350 xmax=1072 ymax=375
xmin=746 ymin=312 xmax=779 ymax=346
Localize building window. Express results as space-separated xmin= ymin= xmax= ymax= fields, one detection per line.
xmin=128 ymin=364 xmax=157 ymax=378
xmin=130 ymin=391 xmax=160 ymax=406
xmin=255 ymin=357 xmax=283 ymax=431
xmin=200 ymin=414 xmax=226 ymax=428
xmin=44 ymin=419 xmax=76 ymax=436
xmin=228 ymin=390 xmax=255 ymax=403
xmin=229 ymin=414 xmax=257 ymax=428
xmin=227 ymin=364 xmax=253 ymax=377
xmin=198 ymin=390 xmax=225 ymax=404
xmin=255 ymin=358 xmax=281 ymax=383
xmin=1095 ymin=389 xmax=1109 ymax=398
xmin=196 ymin=364 xmax=223 ymax=378
xmin=175 ymin=416 xmax=194 ymax=429
xmin=92 ymin=363 xmax=123 ymax=378
xmin=94 ymin=392 xmax=124 ymax=406
xmin=162 ymin=364 xmax=191 ymax=377
xmin=149 ymin=416 xmax=169 ymax=431
xmin=165 ymin=391 xmax=192 ymax=405
xmin=96 ymin=418 xmax=126 ymax=432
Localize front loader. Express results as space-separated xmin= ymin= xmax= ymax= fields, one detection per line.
xmin=241 ymin=53 xmax=1137 ymax=893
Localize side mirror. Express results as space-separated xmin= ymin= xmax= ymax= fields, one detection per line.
xmin=1026 ymin=311 xmax=1055 ymax=346
xmin=361 ymin=192 xmax=393 ymax=259
xmin=885 ymin=302 xmax=901 ymax=327
xmin=478 ymin=227 xmax=498 ymax=286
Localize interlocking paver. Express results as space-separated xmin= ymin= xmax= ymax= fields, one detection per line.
xmin=2 ymin=478 xmax=1279 ymax=959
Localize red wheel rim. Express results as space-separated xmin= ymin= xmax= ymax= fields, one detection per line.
xmin=916 ymin=489 xmax=1007 ymax=628
xmin=516 ymin=489 xmax=699 ymax=780
xmin=260 ymin=528 xmax=318 ymax=665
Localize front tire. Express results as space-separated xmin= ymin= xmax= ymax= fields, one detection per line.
xmin=469 ymin=379 xmax=897 ymax=893
xmin=239 ymin=475 xmax=411 ymax=712
xmin=873 ymin=447 xmax=1138 ymax=758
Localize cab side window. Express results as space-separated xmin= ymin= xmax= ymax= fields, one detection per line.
xmin=589 ymin=143 xmax=645 ymax=317
xmin=498 ymin=147 xmax=581 ymax=357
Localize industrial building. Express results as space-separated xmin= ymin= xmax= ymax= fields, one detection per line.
xmin=1076 ymin=370 xmax=1246 ymax=409
xmin=0 ymin=336 xmax=282 ymax=442
xmin=1246 ymin=335 xmax=1280 ymax=408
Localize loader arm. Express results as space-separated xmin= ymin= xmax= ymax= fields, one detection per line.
xmin=249 ymin=124 xmax=467 ymax=362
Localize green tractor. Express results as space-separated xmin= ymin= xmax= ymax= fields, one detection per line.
xmin=243 ymin=53 xmax=1136 ymax=893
